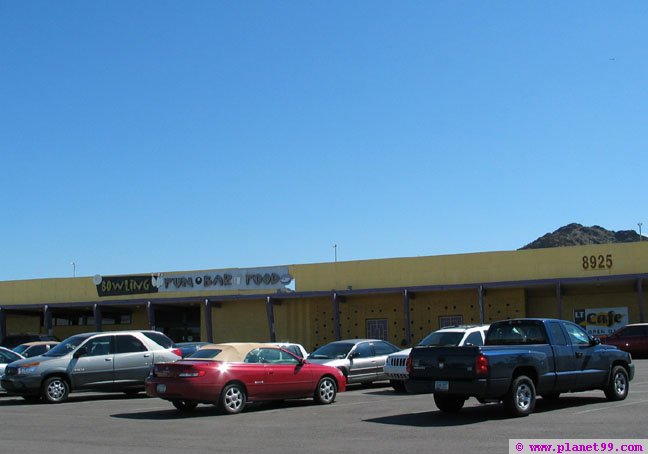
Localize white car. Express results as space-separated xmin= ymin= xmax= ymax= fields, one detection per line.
xmin=384 ymin=324 xmax=490 ymax=392
xmin=267 ymin=342 xmax=309 ymax=359
xmin=0 ymin=347 xmax=24 ymax=391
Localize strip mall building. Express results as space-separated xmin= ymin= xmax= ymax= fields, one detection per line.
xmin=1 ymin=242 xmax=646 ymax=351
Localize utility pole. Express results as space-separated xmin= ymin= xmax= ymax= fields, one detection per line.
xmin=333 ymin=244 xmax=337 ymax=262
xmin=639 ymin=223 xmax=643 ymax=241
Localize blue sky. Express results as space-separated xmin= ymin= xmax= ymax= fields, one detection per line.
xmin=1 ymin=2 xmax=646 ymax=281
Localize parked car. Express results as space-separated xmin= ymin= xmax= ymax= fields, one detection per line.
xmin=1 ymin=333 xmax=59 ymax=350
xmin=384 ymin=324 xmax=489 ymax=391
xmin=407 ymin=318 xmax=635 ymax=417
xmin=307 ymin=339 xmax=400 ymax=385
xmin=173 ymin=342 xmax=211 ymax=358
xmin=12 ymin=341 xmax=60 ymax=358
xmin=0 ymin=347 xmax=24 ymax=391
xmin=266 ymin=342 xmax=308 ymax=359
xmin=1 ymin=330 xmax=182 ymax=403
xmin=145 ymin=342 xmax=346 ymax=414
xmin=602 ymin=323 xmax=648 ymax=359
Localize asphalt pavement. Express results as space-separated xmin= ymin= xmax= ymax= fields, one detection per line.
xmin=0 ymin=360 xmax=646 ymax=454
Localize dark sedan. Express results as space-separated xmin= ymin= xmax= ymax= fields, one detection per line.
xmin=603 ymin=323 xmax=648 ymax=358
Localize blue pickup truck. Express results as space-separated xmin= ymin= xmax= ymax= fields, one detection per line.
xmin=406 ymin=318 xmax=635 ymax=417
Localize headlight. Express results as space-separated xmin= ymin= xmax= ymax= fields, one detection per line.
xmin=18 ymin=362 xmax=40 ymax=374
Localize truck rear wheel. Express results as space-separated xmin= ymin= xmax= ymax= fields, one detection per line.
xmin=604 ymin=366 xmax=629 ymax=401
xmin=504 ymin=375 xmax=535 ymax=417
xmin=433 ymin=394 xmax=465 ymax=413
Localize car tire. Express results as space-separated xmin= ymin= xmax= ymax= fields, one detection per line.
xmin=172 ymin=400 xmax=198 ymax=412
xmin=220 ymin=383 xmax=246 ymax=414
xmin=433 ymin=394 xmax=465 ymax=413
xmin=390 ymin=380 xmax=406 ymax=393
xmin=604 ymin=365 xmax=629 ymax=401
xmin=504 ymin=375 xmax=536 ymax=417
xmin=42 ymin=376 xmax=70 ymax=403
xmin=314 ymin=377 xmax=337 ymax=405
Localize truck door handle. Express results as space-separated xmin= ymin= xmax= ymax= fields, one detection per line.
xmin=575 ymin=352 xmax=583 ymax=358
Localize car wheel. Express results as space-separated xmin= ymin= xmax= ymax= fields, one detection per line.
xmin=172 ymin=400 xmax=198 ymax=412
xmin=390 ymin=380 xmax=406 ymax=393
xmin=504 ymin=375 xmax=536 ymax=417
xmin=433 ymin=394 xmax=465 ymax=413
xmin=604 ymin=366 xmax=629 ymax=401
xmin=220 ymin=383 xmax=246 ymax=414
xmin=314 ymin=377 xmax=337 ymax=404
xmin=42 ymin=376 xmax=70 ymax=403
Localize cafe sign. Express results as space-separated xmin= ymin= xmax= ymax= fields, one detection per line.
xmin=574 ymin=306 xmax=628 ymax=337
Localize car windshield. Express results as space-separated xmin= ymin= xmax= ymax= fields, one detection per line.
xmin=418 ymin=331 xmax=465 ymax=347
xmin=44 ymin=334 xmax=92 ymax=357
xmin=12 ymin=344 xmax=29 ymax=354
xmin=309 ymin=343 xmax=354 ymax=359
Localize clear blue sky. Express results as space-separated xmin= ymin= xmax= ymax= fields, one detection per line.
xmin=1 ymin=2 xmax=646 ymax=281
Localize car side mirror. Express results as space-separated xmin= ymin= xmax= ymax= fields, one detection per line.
xmin=74 ymin=346 xmax=88 ymax=358
xmin=590 ymin=337 xmax=601 ymax=346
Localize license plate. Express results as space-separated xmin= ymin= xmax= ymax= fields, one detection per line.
xmin=156 ymin=384 xmax=167 ymax=393
xmin=435 ymin=380 xmax=449 ymax=391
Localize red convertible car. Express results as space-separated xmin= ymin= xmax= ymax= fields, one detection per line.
xmin=145 ymin=342 xmax=346 ymax=414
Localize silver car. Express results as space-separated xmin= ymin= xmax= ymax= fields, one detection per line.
xmin=307 ymin=339 xmax=400 ymax=385
xmin=1 ymin=330 xmax=181 ymax=403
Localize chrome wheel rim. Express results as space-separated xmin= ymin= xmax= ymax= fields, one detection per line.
xmin=516 ymin=383 xmax=532 ymax=410
xmin=224 ymin=387 xmax=244 ymax=412
xmin=614 ymin=372 xmax=627 ymax=395
xmin=47 ymin=380 xmax=66 ymax=401
xmin=319 ymin=379 xmax=335 ymax=402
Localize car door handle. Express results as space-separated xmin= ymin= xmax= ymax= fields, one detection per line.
xmin=143 ymin=353 xmax=151 ymax=357
xmin=105 ymin=358 xmax=113 ymax=362
xmin=575 ymin=352 xmax=583 ymax=358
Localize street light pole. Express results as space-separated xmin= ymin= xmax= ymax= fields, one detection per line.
xmin=639 ymin=223 xmax=643 ymax=241
xmin=71 ymin=261 xmax=76 ymax=277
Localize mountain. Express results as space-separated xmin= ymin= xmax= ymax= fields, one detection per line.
xmin=519 ymin=223 xmax=646 ymax=250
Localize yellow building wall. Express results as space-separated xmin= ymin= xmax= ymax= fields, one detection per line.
xmin=6 ymin=314 xmax=42 ymax=334
xmin=409 ymin=290 xmax=482 ymax=344
xmin=561 ymin=286 xmax=641 ymax=325
xmin=483 ymin=288 xmax=526 ymax=323
xmin=292 ymin=243 xmax=648 ymax=292
xmin=210 ymin=300 xmax=268 ymax=343
xmin=337 ymin=294 xmax=402 ymax=346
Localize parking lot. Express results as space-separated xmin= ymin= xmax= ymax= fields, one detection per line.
xmin=1 ymin=360 xmax=646 ymax=454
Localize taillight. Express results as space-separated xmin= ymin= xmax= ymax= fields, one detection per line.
xmin=405 ymin=356 xmax=413 ymax=375
xmin=171 ymin=348 xmax=183 ymax=358
xmin=475 ymin=354 xmax=489 ymax=376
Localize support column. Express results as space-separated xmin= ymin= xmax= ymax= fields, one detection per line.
xmin=332 ymin=293 xmax=341 ymax=341
xmin=146 ymin=301 xmax=156 ymax=331
xmin=478 ymin=285 xmax=485 ymax=324
xmin=402 ymin=289 xmax=412 ymax=347
xmin=638 ymin=279 xmax=645 ymax=323
xmin=43 ymin=305 xmax=53 ymax=336
xmin=556 ymin=282 xmax=563 ymax=320
xmin=93 ymin=304 xmax=102 ymax=332
xmin=204 ymin=299 xmax=213 ymax=343
xmin=266 ymin=297 xmax=276 ymax=342
xmin=0 ymin=308 xmax=6 ymax=341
